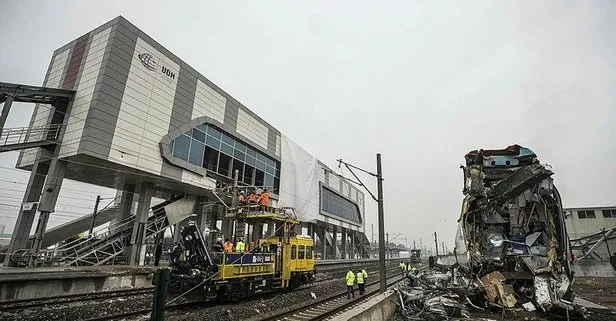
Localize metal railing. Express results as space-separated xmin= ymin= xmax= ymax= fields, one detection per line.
xmin=0 ymin=124 xmax=62 ymax=147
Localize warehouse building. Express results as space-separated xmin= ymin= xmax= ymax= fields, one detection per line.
xmin=564 ymin=206 xmax=616 ymax=260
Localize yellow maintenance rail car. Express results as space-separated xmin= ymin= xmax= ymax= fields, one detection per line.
xmin=167 ymin=206 xmax=315 ymax=301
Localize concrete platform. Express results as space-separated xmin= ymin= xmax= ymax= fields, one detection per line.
xmin=330 ymin=290 xmax=398 ymax=321
xmin=0 ymin=265 xmax=156 ymax=301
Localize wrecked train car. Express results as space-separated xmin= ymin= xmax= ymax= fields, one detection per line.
xmin=459 ymin=145 xmax=574 ymax=310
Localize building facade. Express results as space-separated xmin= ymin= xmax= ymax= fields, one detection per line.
xmin=8 ymin=16 xmax=366 ymax=264
xmin=564 ymin=206 xmax=616 ymax=260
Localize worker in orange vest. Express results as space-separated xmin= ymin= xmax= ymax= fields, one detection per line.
xmin=248 ymin=190 xmax=259 ymax=204
xmin=223 ymin=239 xmax=233 ymax=253
xmin=260 ymin=189 xmax=270 ymax=212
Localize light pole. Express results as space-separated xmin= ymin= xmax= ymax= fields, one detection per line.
xmin=336 ymin=153 xmax=387 ymax=293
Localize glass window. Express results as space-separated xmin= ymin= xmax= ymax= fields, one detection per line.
xmin=233 ymin=148 xmax=245 ymax=162
xmin=256 ymin=160 xmax=266 ymax=171
xmin=206 ymin=135 xmax=220 ymax=149
xmin=255 ymin=170 xmax=265 ymax=188
xmin=218 ymin=153 xmax=232 ymax=177
xmin=245 ymin=155 xmax=256 ymax=167
xmin=291 ymin=245 xmax=297 ymax=259
xmin=306 ymin=246 xmax=313 ymax=259
xmin=220 ymin=142 xmax=234 ymax=156
xmin=172 ymin=134 xmax=190 ymax=161
xmin=266 ymin=164 xmax=275 ymax=175
xmin=192 ymin=128 xmax=205 ymax=143
xmin=235 ymin=141 xmax=246 ymax=153
xmin=222 ymin=133 xmax=234 ymax=146
xmin=171 ymin=123 xmax=282 ymax=188
xmin=273 ymin=177 xmax=280 ymax=194
xmin=578 ymin=210 xmax=596 ymax=219
xmin=320 ymin=186 xmax=361 ymax=223
xmin=207 ymin=126 xmax=221 ymax=139
xmin=203 ymin=147 xmax=218 ymax=171
xmin=257 ymin=153 xmax=266 ymax=163
xmin=265 ymin=174 xmax=274 ymax=190
xmin=298 ymin=245 xmax=305 ymax=259
xmin=232 ymin=160 xmax=244 ymax=182
xmin=602 ymin=209 xmax=616 ymax=218
xmin=266 ymin=158 xmax=276 ymax=168
xmin=244 ymin=164 xmax=255 ymax=184
xmin=188 ymin=139 xmax=204 ymax=166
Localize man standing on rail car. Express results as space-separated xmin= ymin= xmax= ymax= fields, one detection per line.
xmin=346 ymin=269 xmax=356 ymax=299
xmin=259 ymin=189 xmax=270 ymax=213
xmin=235 ymin=238 xmax=246 ymax=252
xmin=356 ymin=270 xmax=365 ymax=295
xmin=238 ymin=191 xmax=246 ymax=206
xmin=223 ymin=239 xmax=233 ymax=252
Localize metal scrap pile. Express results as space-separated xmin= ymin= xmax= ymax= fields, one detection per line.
xmin=397 ymin=145 xmax=576 ymax=320
xmin=458 ymin=145 xmax=574 ymax=312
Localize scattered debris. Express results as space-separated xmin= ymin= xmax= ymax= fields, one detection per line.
xmin=310 ymin=292 xmax=317 ymax=299
xmin=395 ymin=145 xmax=583 ymax=320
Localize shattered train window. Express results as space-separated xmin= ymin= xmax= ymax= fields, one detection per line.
xmin=577 ymin=210 xmax=596 ymax=219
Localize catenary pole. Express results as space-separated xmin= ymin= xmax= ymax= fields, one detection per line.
xmin=376 ymin=153 xmax=386 ymax=293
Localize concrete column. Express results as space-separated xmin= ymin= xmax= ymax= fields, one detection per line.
xmin=221 ymin=207 xmax=233 ymax=243
xmin=252 ymin=224 xmax=263 ymax=244
xmin=332 ymin=225 xmax=338 ymax=259
xmin=266 ymin=223 xmax=274 ymax=237
xmin=350 ymin=232 xmax=356 ymax=259
xmin=29 ymin=158 xmax=67 ymax=265
xmin=129 ymin=183 xmax=153 ymax=266
xmin=320 ymin=227 xmax=327 ymax=260
xmin=0 ymin=95 xmax=14 ymax=137
xmin=4 ymin=150 xmax=50 ymax=266
xmin=341 ymin=229 xmax=347 ymax=259
xmin=118 ymin=184 xmax=136 ymax=220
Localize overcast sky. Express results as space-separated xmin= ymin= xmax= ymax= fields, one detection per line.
xmin=0 ymin=1 xmax=614 ymax=250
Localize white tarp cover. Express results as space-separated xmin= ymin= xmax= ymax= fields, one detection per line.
xmin=278 ymin=135 xmax=320 ymax=223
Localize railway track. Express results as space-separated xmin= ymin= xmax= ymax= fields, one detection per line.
xmin=0 ymin=287 xmax=154 ymax=311
xmin=82 ymin=266 xmax=403 ymax=321
xmin=258 ymin=264 xmax=425 ymax=321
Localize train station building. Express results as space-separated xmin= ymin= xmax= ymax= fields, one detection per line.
xmin=2 ymin=16 xmax=369 ymax=266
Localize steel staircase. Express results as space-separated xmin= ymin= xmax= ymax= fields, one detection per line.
xmin=11 ymin=195 xmax=183 ymax=266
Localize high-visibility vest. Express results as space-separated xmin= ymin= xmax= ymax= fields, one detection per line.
xmin=362 ymin=269 xmax=368 ymax=279
xmin=235 ymin=241 xmax=245 ymax=252
xmin=356 ymin=271 xmax=364 ymax=284
xmin=399 ymin=262 xmax=405 ymax=269
xmin=223 ymin=242 xmax=233 ymax=252
xmin=260 ymin=192 xmax=270 ymax=206
xmin=406 ymin=264 xmax=413 ymax=271
xmin=346 ymin=271 xmax=356 ymax=286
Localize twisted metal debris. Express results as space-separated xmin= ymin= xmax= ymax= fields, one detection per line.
xmin=396 ymin=145 xmax=578 ymax=320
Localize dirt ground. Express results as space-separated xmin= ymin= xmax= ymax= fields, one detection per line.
xmin=574 ymin=277 xmax=616 ymax=309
